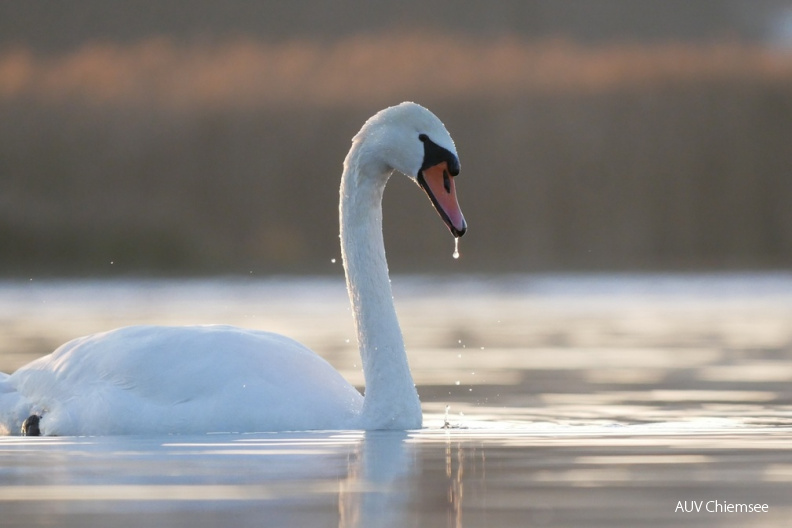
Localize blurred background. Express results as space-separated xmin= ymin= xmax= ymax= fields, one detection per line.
xmin=2 ymin=0 xmax=792 ymax=277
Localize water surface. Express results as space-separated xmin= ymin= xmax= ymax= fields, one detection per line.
xmin=1 ymin=274 xmax=791 ymax=527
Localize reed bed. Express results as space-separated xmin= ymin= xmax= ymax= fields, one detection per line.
xmin=2 ymin=35 xmax=791 ymax=274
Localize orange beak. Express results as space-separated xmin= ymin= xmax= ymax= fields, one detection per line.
xmin=417 ymin=161 xmax=467 ymax=237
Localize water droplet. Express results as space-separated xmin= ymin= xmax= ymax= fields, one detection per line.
xmin=330 ymin=258 xmax=336 ymax=264
xmin=455 ymin=380 xmax=461 ymax=386
xmin=452 ymin=237 xmax=460 ymax=259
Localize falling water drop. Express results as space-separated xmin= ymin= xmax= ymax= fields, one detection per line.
xmin=452 ymin=237 xmax=460 ymax=259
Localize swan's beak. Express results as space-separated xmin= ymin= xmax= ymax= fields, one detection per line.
xmin=417 ymin=161 xmax=467 ymax=237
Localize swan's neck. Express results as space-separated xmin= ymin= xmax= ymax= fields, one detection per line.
xmin=340 ymin=142 xmax=422 ymax=429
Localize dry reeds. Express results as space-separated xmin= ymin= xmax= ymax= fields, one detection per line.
xmin=2 ymin=34 xmax=792 ymax=108
xmin=2 ymin=34 xmax=792 ymax=274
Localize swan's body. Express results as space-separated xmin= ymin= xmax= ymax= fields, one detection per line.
xmin=1 ymin=326 xmax=362 ymax=435
xmin=0 ymin=102 xmax=466 ymax=435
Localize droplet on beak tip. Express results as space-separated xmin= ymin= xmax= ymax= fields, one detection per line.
xmin=452 ymin=237 xmax=460 ymax=259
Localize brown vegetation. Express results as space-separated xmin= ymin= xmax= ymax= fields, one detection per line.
xmin=2 ymin=34 xmax=792 ymax=275
xmin=2 ymin=35 xmax=792 ymax=107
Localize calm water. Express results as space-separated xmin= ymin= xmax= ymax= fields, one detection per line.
xmin=1 ymin=274 xmax=792 ymax=527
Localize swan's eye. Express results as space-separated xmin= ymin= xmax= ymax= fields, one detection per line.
xmin=418 ymin=134 xmax=428 ymax=142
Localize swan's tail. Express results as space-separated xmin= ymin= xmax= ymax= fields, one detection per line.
xmin=0 ymin=372 xmax=31 ymax=435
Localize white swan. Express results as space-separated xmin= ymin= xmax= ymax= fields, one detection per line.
xmin=0 ymin=102 xmax=466 ymax=436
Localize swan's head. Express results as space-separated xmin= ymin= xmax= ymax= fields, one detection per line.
xmin=353 ymin=102 xmax=467 ymax=237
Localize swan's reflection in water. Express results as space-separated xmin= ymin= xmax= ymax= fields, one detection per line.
xmin=342 ymin=430 xmax=480 ymax=528
xmin=339 ymin=431 xmax=413 ymax=528
xmin=0 ymin=429 xmax=473 ymax=527
xmin=445 ymin=434 xmax=465 ymax=528
xmin=0 ymin=432 xmax=420 ymax=526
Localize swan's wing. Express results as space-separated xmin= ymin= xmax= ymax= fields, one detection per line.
xmin=5 ymin=325 xmax=363 ymax=435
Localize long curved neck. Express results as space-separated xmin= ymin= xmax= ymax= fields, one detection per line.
xmin=340 ymin=141 xmax=422 ymax=430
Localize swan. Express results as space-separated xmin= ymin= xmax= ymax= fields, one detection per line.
xmin=0 ymin=102 xmax=466 ymax=436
